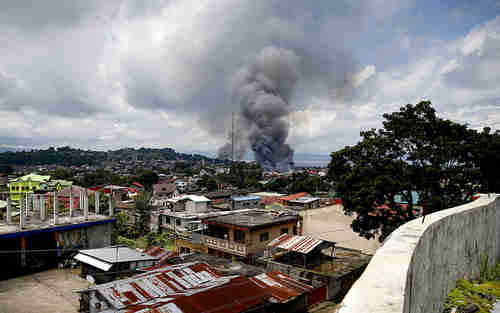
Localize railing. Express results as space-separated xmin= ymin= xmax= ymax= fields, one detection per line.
xmin=201 ymin=235 xmax=248 ymax=256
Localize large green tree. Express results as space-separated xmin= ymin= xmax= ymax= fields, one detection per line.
xmin=328 ymin=101 xmax=482 ymax=241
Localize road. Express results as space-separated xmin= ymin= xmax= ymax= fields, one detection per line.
xmin=0 ymin=268 xmax=89 ymax=313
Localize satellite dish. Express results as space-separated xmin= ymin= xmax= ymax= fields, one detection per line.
xmin=86 ymin=275 xmax=95 ymax=284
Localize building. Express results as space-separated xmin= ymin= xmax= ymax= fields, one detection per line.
xmin=288 ymin=197 xmax=321 ymax=209
xmin=8 ymin=173 xmax=51 ymax=205
xmin=278 ymin=192 xmax=311 ymax=206
xmin=231 ymin=195 xmax=261 ymax=209
xmin=0 ymin=189 xmax=116 ymax=280
xmin=200 ymin=210 xmax=301 ymax=259
xmin=130 ymin=181 xmax=144 ymax=191
xmin=261 ymin=234 xmax=372 ymax=302
xmin=175 ymin=179 xmax=188 ymax=192
xmin=74 ymin=246 xmax=160 ymax=283
xmin=249 ymin=192 xmax=285 ymax=208
xmin=151 ymin=183 xmax=179 ymax=207
xmin=78 ymin=262 xmax=317 ymax=313
xmin=174 ymin=195 xmax=211 ymax=213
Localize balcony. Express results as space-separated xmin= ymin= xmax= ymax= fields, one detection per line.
xmin=201 ymin=235 xmax=248 ymax=256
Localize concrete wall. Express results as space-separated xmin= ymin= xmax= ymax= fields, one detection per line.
xmin=248 ymin=221 xmax=297 ymax=254
xmin=85 ymin=223 xmax=113 ymax=248
xmin=338 ymin=195 xmax=500 ymax=313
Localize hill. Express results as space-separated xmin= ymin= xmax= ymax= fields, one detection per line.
xmin=0 ymin=146 xmax=216 ymax=166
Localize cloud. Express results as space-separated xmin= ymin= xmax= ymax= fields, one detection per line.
xmin=0 ymin=0 xmax=499 ymax=158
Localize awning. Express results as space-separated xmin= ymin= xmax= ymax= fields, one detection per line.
xmin=74 ymin=253 xmax=113 ymax=271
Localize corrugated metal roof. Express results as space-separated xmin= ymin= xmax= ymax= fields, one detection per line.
xmin=143 ymin=246 xmax=177 ymax=264
xmin=90 ymin=262 xmax=313 ymax=313
xmin=74 ymin=253 xmax=113 ymax=271
xmin=267 ymin=234 xmax=324 ymax=254
xmin=79 ymin=246 xmax=159 ymax=264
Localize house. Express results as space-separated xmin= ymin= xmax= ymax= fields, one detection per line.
xmin=278 ymin=192 xmax=311 ymax=206
xmin=78 ymin=262 xmax=316 ymax=313
xmin=175 ymin=179 xmax=188 ymax=192
xmin=74 ymin=246 xmax=160 ymax=283
xmin=130 ymin=181 xmax=144 ymax=191
xmin=231 ymin=195 xmax=261 ymax=209
xmin=262 ymin=234 xmax=372 ymax=302
xmin=8 ymin=173 xmax=51 ymax=206
xmin=152 ymin=183 xmax=178 ymax=199
xmin=175 ymin=195 xmax=211 ymax=213
xmin=0 ymin=174 xmax=8 ymax=190
xmin=288 ymin=197 xmax=321 ymax=209
xmin=200 ymin=210 xmax=301 ymax=259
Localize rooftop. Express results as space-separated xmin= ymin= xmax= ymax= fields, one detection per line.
xmin=204 ymin=210 xmax=299 ymax=229
xmin=268 ymin=246 xmax=372 ymax=279
xmin=78 ymin=246 xmax=159 ymax=264
xmin=12 ymin=173 xmax=51 ymax=183
xmin=178 ymin=195 xmax=211 ymax=202
xmin=87 ymin=262 xmax=313 ymax=313
xmin=0 ymin=214 xmax=115 ymax=238
xmin=231 ymin=195 xmax=261 ymax=201
xmin=249 ymin=192 xmax=286 ymax=197
xmin=279 ymin=192 xmax=309 ymax=201
xmin=268 ymin=234 xmax=329 ymax=254
xmin=161 ymin=208 xmax=255 ymax=220
xmin=288 ymin=197 xmax=320 ymax=204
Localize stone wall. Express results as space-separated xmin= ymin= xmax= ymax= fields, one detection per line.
xmin=338 ymin=195 xmax=500 ymax=313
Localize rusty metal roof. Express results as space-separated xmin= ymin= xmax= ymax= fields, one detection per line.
xmin=91 ymin=262 xmax=313 ymax=313
xmin=143 ymin=246 xmax=177 ymax=263
xmin=268 ymin=234 xmax=325 ymax=254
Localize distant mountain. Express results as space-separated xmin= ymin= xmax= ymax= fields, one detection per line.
xmin=0 ymin=146 xmax=218 ymax=166
xmin=0 ymin=147 xmax=19 ymax=153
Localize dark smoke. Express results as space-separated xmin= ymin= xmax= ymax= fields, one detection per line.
xmin=217 ymin=122 xmax=248 ymax=160
xmin=220 ymin=46 xmax=299 ymax=172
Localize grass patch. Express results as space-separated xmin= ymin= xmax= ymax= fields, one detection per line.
xmin=444 ymin=279 xmax=500 ymax=313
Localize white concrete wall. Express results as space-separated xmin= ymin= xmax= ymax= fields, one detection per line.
xmin=338 ymin=195 xmax=500 ymax=313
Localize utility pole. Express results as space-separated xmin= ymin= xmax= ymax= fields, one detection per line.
xmin=231 ymin=112 xmax=235 ymax=163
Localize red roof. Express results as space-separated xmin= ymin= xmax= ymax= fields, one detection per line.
xmin=279 ymin=192 xmax=309 ymax=202
xmin=91 ymin=262 xmax=313 ymax=313
xmin=143 ymin=246 xmax=177 ymax=264
xmin=132 ymin=181 xmax=144 ymax=188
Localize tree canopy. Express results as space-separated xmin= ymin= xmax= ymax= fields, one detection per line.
xmin=328 ymin=101 xmax=490 ymax=241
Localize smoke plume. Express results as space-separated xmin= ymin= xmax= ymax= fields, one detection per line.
xmin=219 ymin=46 xmax=299 ymax=172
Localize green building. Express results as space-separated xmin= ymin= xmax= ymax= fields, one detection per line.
xmin=9 ymin=173 xmax=52 ymax=206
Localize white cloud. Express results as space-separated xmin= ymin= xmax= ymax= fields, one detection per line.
xmin=352 ymin=65 xmax=376 ymax=88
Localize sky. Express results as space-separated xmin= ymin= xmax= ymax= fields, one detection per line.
xmin=0 ymin=0 xmax=500 ymax=156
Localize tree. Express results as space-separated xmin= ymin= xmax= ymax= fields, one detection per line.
xmin=199 ymin=175 xmax=218 ymax=191
xmin=134 ymin=191 xmax=153 ymax=236
xmin=328 ymin=101 xmax=482 ymax=241
xmin=473 ymin=128 xmax=500 ymax=193
xmin=134 ymin=170 xmax=159 ymax=190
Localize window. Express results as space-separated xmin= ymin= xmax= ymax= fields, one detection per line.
xmin=280 ymin=228 xmax=288 ymax=235
xmin=176 ymin=219 xmax=181 ymax=226
xmin=234 ymin=230 xmax=245 ymax=243
xmin=164 ymin=216 xmax=171 ymax=224
xmin=259 ymin=232 xmax=269 ymax=242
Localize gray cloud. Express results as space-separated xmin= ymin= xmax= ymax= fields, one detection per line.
xmin=1 ymin=0 xmax=499 ymax=157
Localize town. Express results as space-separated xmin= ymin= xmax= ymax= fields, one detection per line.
xmin=0 ymin=151 xmax=376 ymax=313
xmin=2 ymin=1 xmax=500 ymax=313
